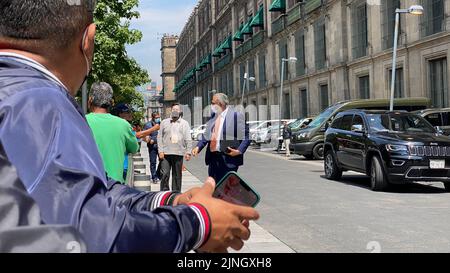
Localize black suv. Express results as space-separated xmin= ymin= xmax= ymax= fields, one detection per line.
xmin=324 ymin=110 xmax=450 ymax=192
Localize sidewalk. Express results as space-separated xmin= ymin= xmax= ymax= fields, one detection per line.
xmin=134 ymin=142 xmax=295 ymax=253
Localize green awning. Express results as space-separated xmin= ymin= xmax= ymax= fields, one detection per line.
xmin=233 ymin=24 xmax=244 ymax=41
xmin=200 ymin=54 xmax=212 ymax=67
xmin=195 ymin=64 xmax=202 ymax=72
xmin=222 ymin=36 xmax=232 ymax=49
xmin=213 ymin=42 xmax=223 ymax=57
xmin=241 ymin=21 xmax=253 ymax=35
xmin=250 ymin=6 xmax=264 ymax=27
xmin=269 ymin=0 xmax=285 ymax=12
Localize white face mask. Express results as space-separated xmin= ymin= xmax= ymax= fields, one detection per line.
xmin=211 ymin=104 xmax=221 ymax=114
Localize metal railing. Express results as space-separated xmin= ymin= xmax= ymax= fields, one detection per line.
xmin=125 ymin=153 xmax=135 ymax=187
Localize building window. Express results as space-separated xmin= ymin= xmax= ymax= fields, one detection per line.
xmin=314 ymin=19 xmax=326 ymax=70
xmin=283 ymin=93 xmax=291 ymax=119
xmin=259 ymin=54 xmax=266 ymax=88
xmin=279 ymin=39 xmax=289 ymax=80
xmin=319 ymin=84 xmax=329 ymax=111
xmin=295 ymin=30 xmax=306 ymax=76
xmin=388 ymin=68 xmax=404 ymax=98
xmin=352 ymin=1 xmax=368 ymax=59
xmin=248 ymin=58 xmax=256 ymax=92
xmin=228 ymin=71 xmax=234 ymax=95
xmin=300 ymin=89 xmax=308 ymax=118
xmin=429 ymin=58 xmax=448 ymax=108
xmin=358 ymin=75 xmax=370 ymax=99
xmin=421 ymin=0 xmax=445 ymax=37
xmin=381 ymin=0 xmax=400 ymax=50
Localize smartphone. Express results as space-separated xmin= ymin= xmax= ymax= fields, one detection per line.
xmin=213 ymin=171 xmax=260 ymax=207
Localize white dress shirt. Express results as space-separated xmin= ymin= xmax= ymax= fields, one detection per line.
xmin=214 ymin=107 xmax=229 ymax=152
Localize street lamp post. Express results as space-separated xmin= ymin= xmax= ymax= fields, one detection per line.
xmin=279 ymin=57 xmax=298 ymax=138
xmin=240 ymin=73 xmax=256 ymax=106
xmin=389 ymin=5 xmax=424 ymax=111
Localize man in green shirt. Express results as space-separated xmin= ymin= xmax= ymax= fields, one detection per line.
xmin=86 ymin=82 xmax=139 ymax=183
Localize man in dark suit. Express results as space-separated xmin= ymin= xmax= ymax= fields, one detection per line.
xmin=192 ymin=93 xmax=250 ymax=182
xmin=143 ymin=112 xmax=161 ymax=183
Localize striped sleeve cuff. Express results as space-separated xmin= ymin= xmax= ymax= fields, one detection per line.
xmin=189 ymin=203 xmax=211 ymax=250
xmin=150 ymin=191 xmax=176 ymax=210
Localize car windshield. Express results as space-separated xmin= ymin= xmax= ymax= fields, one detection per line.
xmin=367 ymin=113 xmax=436 ymax=133
xmin=289 ymin=119 xmax=304 ymax=130
xmin=306 ymin=104 xmax=342 ymax=129
xmin=248 ymin=123 xmax=261 ymax=130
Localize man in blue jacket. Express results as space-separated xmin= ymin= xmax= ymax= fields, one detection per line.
xmin=144 ymin=112 xmax=161 ymax=183
xmin=192 ymin=93 xmax=251 ymax=182
xmin=0 ymin=0 xmax=258 ymax=253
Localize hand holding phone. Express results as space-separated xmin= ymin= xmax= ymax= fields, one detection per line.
xmin=213 ymin=172 xmax=260 ymax=207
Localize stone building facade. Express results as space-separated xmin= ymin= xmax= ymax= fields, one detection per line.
xmin=160 ymin=34 xmax=179 ymax=116
xmin=173 ymin=0 xmax=450 ymax=124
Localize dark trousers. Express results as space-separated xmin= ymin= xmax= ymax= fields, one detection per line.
xmin=148 ymin=146 xmax=159 ymax=180
xmin=208 ymin=153 xmax=239 ymax=183
xmin=160 ymin=155 xmax=184 ymax=192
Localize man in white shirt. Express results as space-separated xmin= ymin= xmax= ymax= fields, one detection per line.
xmin=158 ymin=103 xmax=192 ymax=192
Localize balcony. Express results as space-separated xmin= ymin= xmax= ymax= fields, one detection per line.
xmin=305 ymin=0 xmax=322 ymax=14
xmin=197 ymin=67 xmax=212 ymax=82
xmin=215 ymin=53 xmax=232 ymax=72
xmin=272 ymin=15 xmax=286 ymax=36
xmin=252 ymin=31 xmax=265 ymax=48
xmin=235 ymin=38 xmax=253 ymax=59
xmin=287 ymin=5 xmax=301 ymax=26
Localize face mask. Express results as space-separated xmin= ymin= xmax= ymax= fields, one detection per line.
xmin=155 ymin=118 xmax=161 ymax=124
xmin=211 ymin=104 xmax=221 ymax=114
xmin=171 ymin=111 xmax=180 ymax=119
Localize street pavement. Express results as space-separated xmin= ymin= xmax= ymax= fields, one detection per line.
xmin=134 ymin=143 xmax=294 ymax=253
xmin=185 ymin=144 xmax=450 ymax=253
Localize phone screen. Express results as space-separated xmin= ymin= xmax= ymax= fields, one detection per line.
xmin=213 ymin=173 xmax=259 ymax=207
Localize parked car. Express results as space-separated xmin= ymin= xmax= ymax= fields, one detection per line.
xmin=290 ymin=98 xmax=431 ymax=160
xmin=414 ymin=108 xmax=450 ymax=136
xmin=324 ymin=110 xmax=450 ymax=192
xmin=250 ymin=119 xmax=292 ymax=144
xmin=191 ymin=124 xmax=206 ymax=140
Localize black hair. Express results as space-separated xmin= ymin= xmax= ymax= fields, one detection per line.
xmin=0 ymin=0 xmax=95 ymax=49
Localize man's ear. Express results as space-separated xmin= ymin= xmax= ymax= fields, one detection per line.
xmin=83 ymin=23 xmax=96 ymax=61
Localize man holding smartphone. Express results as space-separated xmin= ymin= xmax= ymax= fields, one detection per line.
xmin=192 ymin=93 xmax=251 ymax=182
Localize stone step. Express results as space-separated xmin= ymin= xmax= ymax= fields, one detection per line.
xmin=134 ymin=164 xmax=146 ymax=169
xmin=133 ymin=158 xmax=144 ymax=162
xmin=134 ymin=174 xmax=152 ymax=181
xmin=134 ymin=186 xmax=151 ymax=192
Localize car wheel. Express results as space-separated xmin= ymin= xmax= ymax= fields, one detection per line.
xmin=443 ymin=183 xmax=450 ymax=192
xmin=370 ymin=156 xmax=389 ymax=191
xmin=324 ymin=150 xmax=342 ymax=180
xmin=312 ymin=143 xmax=325 ymax=160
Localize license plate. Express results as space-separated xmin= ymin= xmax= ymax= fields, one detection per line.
xmin=430 ymin=160 xmax=445 ymax=169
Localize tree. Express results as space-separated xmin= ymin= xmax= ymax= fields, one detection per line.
xmin=86 ymin=0 xmax=150 ymax=125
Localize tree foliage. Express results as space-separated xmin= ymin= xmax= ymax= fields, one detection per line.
xmin=88 ymin=0 xmax=149 ymax=124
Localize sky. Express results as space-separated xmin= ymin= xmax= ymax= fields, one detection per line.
xmin=126 ymin=0 xmax=198 ymax=87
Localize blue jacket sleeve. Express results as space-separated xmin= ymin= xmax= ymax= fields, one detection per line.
xmin=237 ymin=112 xmax=251 ymax=154
xmin=0 ymin=87 xmax=204 ymax=253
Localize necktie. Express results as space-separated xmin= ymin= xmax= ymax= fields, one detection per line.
xmin=210 ymin=115 xmax=222 ymax=152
